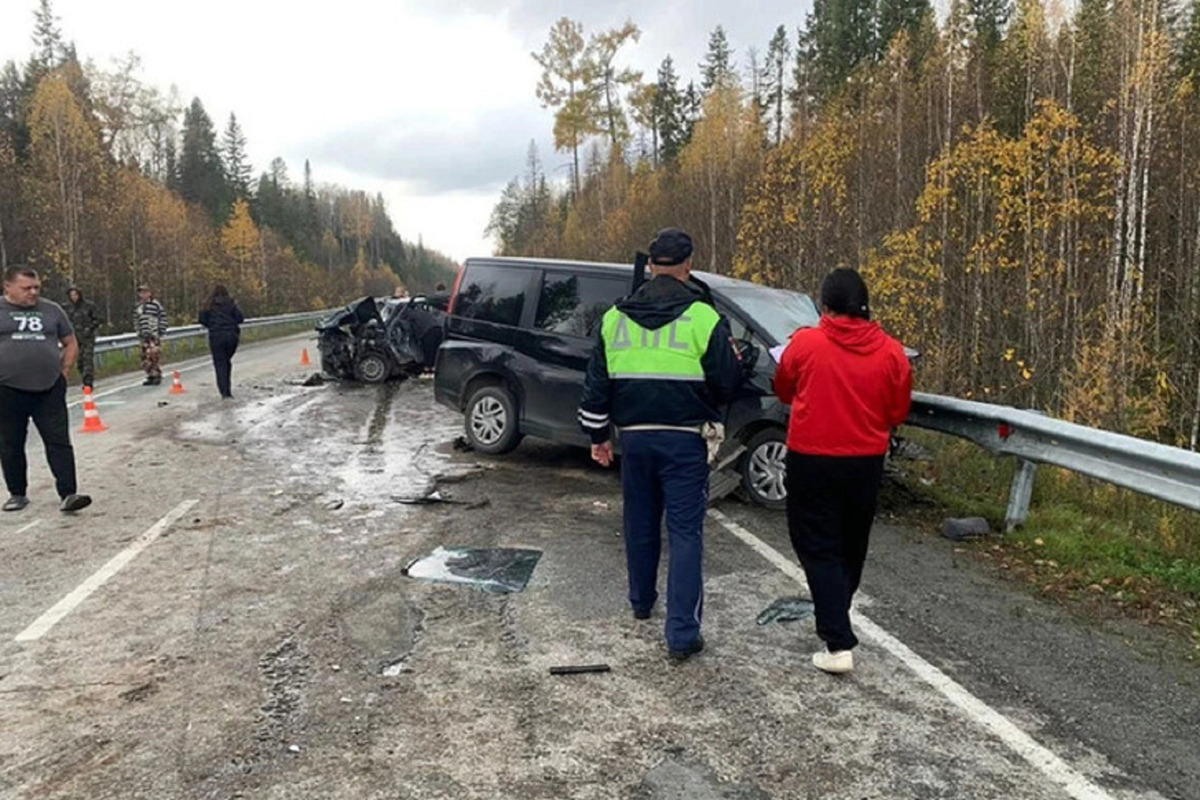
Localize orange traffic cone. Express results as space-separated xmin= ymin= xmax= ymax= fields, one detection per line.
xmin=300 ymin=348 xmax=311 ymax=366
xmin=168 ymin=370 xmax=186 ymax=394
xmin=79 ymin=387 xmax=108 ymax=433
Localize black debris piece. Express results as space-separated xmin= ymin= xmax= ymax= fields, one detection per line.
xmin=452 ymin=435 xmax=474 ymax=452
xmin=549 ymin=664 xmax=611 ymax=676
xmin=301 ymin=373 xmax=328 ymax=387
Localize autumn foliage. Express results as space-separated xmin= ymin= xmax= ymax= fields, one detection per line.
xmin=502 ymin=5 xmax=1200 ymax=448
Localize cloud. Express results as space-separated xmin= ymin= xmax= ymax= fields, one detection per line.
xmin=301 ymin=105 xmax=557 ymax=195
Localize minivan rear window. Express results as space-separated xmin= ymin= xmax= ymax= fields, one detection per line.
xmin=535 ymin=271 xmax=628 ymax=338
xmin=454 ymin=265 xmax=528 ymax=326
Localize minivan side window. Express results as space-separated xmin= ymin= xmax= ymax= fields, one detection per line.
xmin=454 ymin=265 xmax=528 ymax=326
xmin=535 ymin=271 xmax=628 ymax=338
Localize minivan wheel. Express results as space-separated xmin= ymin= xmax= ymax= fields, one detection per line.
xmin=354 ymin=352 xmax=391 ymax=384
xmin=740 ymin=428 xmax=788 ymax=510
xmin=465 ymin=385 xmax=523 ymax=454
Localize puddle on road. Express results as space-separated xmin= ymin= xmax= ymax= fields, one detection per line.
xmin=756 ymin=596 xmax=815 ymax=625
xmin=403 ymin=546 xmax=542 ymax=593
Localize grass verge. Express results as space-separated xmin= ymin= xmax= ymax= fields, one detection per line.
xmin=893 ymin=429 xmax=1200 ymax=661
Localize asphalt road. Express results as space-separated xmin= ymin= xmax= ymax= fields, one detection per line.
xmin=0 ymin=334 xmax=1196 ymax=799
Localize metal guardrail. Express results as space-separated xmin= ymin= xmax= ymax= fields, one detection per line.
xmin=94 ymin=310 xmax=328 ymax=355
xmin=905 ymin=392 xmax=1200 ymax=530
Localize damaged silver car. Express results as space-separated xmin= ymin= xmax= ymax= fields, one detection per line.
xmin=316 ymin=294 xmax=448 ymax=383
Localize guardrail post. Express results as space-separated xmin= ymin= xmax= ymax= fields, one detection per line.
xmin=1005 ymin=459 xmax=1037 ymax=533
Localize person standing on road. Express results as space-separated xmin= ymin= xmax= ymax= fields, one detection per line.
xmin=579 ymin=228 xmax=743 ymax=662
xmin=0 ymin=266 xmax=92 ymax=513
xmin=66 ymin=286 xmax=99 ymax=390
xmin=774 ymin=268 xmax=912 ymax=674
xmin=198 ymin=284 xmax=244 ymax=400
xmin=134 ymin=284 xmax=167 ymax=386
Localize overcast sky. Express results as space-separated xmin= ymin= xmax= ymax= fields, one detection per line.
xmin=0 ymin=0 xmax=813 ymax=262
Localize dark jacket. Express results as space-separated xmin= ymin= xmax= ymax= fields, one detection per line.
xmin=67 ymin=293 xmax=99 ymax=343
xmin=578 ymin=275 xmax=742 ymax=444
xmin=199 ymin=297 xmax=245 ymax=336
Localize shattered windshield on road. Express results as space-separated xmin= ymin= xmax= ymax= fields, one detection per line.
xmin=403 ymin=546 xmax=542 ymax=593
xmin=718 ymin=286 xmax=820 ymax=345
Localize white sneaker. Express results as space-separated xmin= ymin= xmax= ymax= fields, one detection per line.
xmin=813 ymin=650 xmax=854 ymax=674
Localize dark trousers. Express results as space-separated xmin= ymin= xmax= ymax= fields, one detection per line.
xmin=0 ymin=377 xmax=77 ymax=498
xmin=785 ymin=451 xmax=885 ymax=652
xmin=209 ymin=332 xmax=239 ymax=397
xmin=620 ymin=430 xmax=709 ymax=650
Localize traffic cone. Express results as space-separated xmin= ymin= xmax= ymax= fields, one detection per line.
xmin=300 ymin=348 xmax=311 ymax=366
xmin=168 ymin=370 xmax=186 ymax=394
xmin=79 ymin=387 xmax=108 ymax=433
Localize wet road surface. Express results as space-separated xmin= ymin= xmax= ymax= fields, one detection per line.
xmin=0 ymin=334 xmax=1196 ymax=799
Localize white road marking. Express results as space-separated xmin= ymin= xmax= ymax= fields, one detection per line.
xmin=16 ymin=519 xmax=43 ymax=534
xmin=707 ymin=508 xmax=1117 ymax=800
xmin=14 ymin=499 xmax=199 ymax=642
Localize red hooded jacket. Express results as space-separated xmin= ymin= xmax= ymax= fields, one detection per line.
xmin=774 ymin=315 xmax=913 ymax=457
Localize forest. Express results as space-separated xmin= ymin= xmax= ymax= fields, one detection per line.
xmin=491 ymin=0 xmax=1200 ymax=447
xmin=0 ymin=1 xmax=457 ymax=332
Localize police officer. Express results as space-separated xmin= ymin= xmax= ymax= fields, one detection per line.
xmin=579 ymin=228 xmax=743 ymax=661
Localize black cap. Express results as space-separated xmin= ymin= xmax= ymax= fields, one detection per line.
xmin=649 ymin=228 xmax=693 ymax=266
xmin=820 ymin=268 xmax=870 ymax=319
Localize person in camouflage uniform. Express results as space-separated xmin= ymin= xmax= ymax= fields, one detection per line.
xmin=66 ymin=287 xmax=99 ymax=389
xmin=134 ymin=285 xmax=167 ymax=385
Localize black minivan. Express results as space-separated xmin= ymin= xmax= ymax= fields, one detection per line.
xmin=433 ymin=256 xmax=820 ymax=509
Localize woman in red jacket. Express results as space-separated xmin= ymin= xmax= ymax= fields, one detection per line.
xmin=774 ymin=268 xmax=912 ymax=674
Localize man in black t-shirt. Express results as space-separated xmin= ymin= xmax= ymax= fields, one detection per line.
xmin=0 ymin=266 xmax=92 ymax=513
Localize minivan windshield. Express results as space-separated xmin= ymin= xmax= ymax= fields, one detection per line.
xmin=717 ymin=285 xmax=820 ymax=344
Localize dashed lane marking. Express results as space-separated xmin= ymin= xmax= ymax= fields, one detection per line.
xmin=14 ymin=499 xmax=199 ymax=642
xmin=708 ymin=508 xmax=1118 ymax=800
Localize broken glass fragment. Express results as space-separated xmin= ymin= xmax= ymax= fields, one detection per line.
xmin=756 ymin=596 xmax=815 ymax=625
xmin=402 ymin=546 xmax=542 ymax=593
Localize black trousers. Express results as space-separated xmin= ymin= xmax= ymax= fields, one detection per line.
xmin=0 ymin=377 xmax=77 ymax=498
xmin=785 ymin=451 xmax=885 ymax=652
xmin=208 ymin=332 xmax=239 ymax=398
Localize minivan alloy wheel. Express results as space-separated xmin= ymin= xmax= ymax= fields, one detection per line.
xmin=470 ymin=396 xmax=507 ymax=445
xmin=741 ymin=428 xmax=788 ymax=509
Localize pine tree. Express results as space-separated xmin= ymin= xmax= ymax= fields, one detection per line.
xmin=763 ymin=25 xmax=792 ymax=147
xmin=810 ymin=0 xmax=878 ymax=98
xmin=31 ymin=0 xmax=63 ymax=73
xmin=701 ymin=26 xmax=737 ymax=92
xmin=789 ymin=20 xmax=818 ymax=137
xmin=655 ymin=57 xmax=687 ymax=162
xmin=877 ymin=0 xmax=932 ymax=60
xmin=971 ymin=0 xmax=1012 ymax=51
xmin=222 ymin=113 xmax=252 ymax=199
xmin=179 ymin=97 xmax=230 ymax=221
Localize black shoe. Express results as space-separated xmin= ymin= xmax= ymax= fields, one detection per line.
xmin=668 ymin=635 xmax=705 ymax=662
xmin=59 ymin=494 xmax=92 ymax=512
xmin=633 ymin=608 xmax=652 ymax=620
xmin=142 ymin=377 xmax=155 ymax=386
xmin=151 ymin=375 xmax=163 ymax=385
xmin=3 ymin=495 xmax=29 ymax=512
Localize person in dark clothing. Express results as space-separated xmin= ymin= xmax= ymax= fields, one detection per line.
xmin=66 ymin=286 xmax=99 ymax=389
xmin=198 ymin=285 xmax=244 ymax=399
xmin=0 ymin=266 xmax=92 ymax=513
xmin=579 ymin=228 xmax=743 ymax=661
xmin=773 ymin=268 xmax=912 ymax=674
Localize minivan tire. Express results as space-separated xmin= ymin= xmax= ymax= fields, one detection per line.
xmin=354 ymin=351 xmax=391 ymax=384
xmin=740 ymin=427 xmax=788 ymax=510
xmin=464 ymin=385 xmax=523 ymax=454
